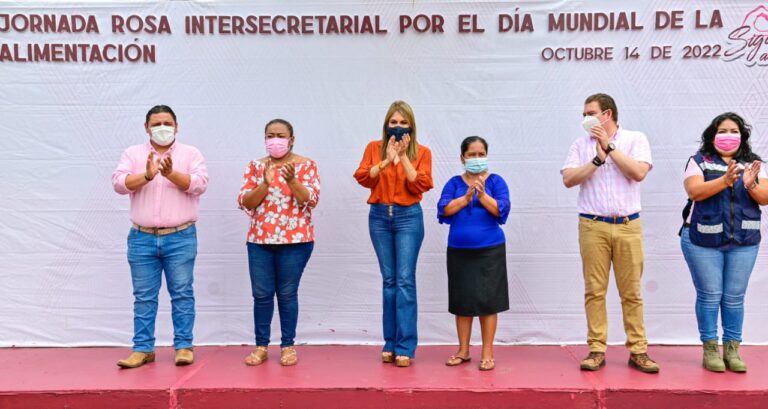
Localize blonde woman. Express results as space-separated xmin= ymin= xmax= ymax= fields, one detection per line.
xmin=354 ymin=101 xmax=434 ymax=367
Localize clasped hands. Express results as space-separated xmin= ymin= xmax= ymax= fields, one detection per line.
xmin=591 ymin=125 xmax=611 ymax=161
xmin=463 ymin=175 xmax=486 ymax=204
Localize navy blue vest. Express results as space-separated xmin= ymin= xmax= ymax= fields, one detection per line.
xmin=688 ymin=153 xmax=761 ymax=247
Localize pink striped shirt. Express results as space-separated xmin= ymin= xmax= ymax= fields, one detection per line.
xmin=112 ymin=141 xmax=208 ymax=228
xmin=561 ymin=127 xmax=653 ymax=216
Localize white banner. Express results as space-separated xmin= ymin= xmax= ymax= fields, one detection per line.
xmin=1 ymin=0 xmax=768 ymax=347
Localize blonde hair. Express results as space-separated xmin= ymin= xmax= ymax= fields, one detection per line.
xmin=380 ymin=100 xmax=418 ymax=161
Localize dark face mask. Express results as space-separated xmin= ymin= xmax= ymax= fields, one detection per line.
xmin=386 ymin=127 xmax=412 ymax=142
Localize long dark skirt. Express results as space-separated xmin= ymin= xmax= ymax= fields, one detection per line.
xmin=447 ymin=243 xmax=509 ymax=316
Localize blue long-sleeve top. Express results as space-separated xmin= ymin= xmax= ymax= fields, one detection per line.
xmin=437 ymin=174 xmax=510 ymax=249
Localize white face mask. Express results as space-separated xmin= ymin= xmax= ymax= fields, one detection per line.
xmin=581 ymin=110 xmax=608 ymax=134
xmin=150 ymin=125 xmax=175 ymax=146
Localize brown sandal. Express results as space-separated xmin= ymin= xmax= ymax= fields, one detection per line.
xmin=244 ymin=346 xmax=268 ymax=366
xmin=280 ymin=346 xmax=298 ymax=366
xmin=395 ymin=355 xmax=411 ymax=367
xmin=446 ymin=354 xmax=472 ymax=366
xmin=479 ymin=358 xmax=495 ymax=371
xmin=382 ymin=351 xmax=395 ymax=363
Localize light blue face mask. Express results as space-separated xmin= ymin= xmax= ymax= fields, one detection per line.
xmin=464 ymin=157 xmax=488 ymax=174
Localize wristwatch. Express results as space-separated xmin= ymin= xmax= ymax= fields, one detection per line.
xmin=604 ymin=142 xmax=616 ymax=155
xmin=592 ymin=155 xmax=604 ymax=167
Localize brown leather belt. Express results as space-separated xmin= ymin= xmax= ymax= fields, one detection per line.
xmin=132 ymin=222 xmax=194 ymax=236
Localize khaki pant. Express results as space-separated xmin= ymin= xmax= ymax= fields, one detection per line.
xmin=578 ymin=217 xmax=648 ymax=354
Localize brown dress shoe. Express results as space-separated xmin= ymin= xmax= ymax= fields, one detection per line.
xmin=117 ymin=351 xmax=155 ymax=369
xmin=175 ymin=348 xmax=194 ymax=366
xmin=628 ymin=353 xmax=659 ymax=373
xmin=580 ymin=352 xmax=606 ymax=371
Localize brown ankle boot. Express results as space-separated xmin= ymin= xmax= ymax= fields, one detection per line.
xmin=702 ymin=341 xmax=725 ymax=372
xmin=723 ymin=340 xmax=747 ymax=372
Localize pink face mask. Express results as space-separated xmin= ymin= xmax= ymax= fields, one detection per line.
xmin=714 ymin=134 xmax=741 ymax=153
xmin=266 ymin=137 xmax=290 ymax=158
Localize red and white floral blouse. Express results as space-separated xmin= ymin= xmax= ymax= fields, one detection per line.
xmin=237 ymin=159 xmax=320 ymax=244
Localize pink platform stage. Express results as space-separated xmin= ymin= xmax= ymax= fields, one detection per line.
xmin=1 ymin=345 xmax=767 ymax=409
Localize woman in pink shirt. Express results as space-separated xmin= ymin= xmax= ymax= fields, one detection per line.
xmin=237 ymin=119 xmax=320 ymax=367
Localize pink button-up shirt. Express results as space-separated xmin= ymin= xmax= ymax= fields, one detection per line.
xmin=112 ymin=141 xmax=208 ymax=228
xmin=561 ymin=126 xmax=653 ymax=216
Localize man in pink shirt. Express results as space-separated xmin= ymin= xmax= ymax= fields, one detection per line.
xmin=111 ymin=105 xmax=208 ymax=368
xmin=561 ymin=94 xmax=659 ymax=373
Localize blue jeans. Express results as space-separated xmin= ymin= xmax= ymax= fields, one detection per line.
xmin=127 ymin=225 xmax=197 ymax=352
xmin=680 ymin=227 xmax=758 ymax=342
xmin=247 ymin=242 xmax=314 ymax=347
xmin=369 ymin=203 xmax=424 ymax=358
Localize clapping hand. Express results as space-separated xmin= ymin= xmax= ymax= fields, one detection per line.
xmin=472 ymin=175 xmax=486 ymax=198
xmin=280 ymin=162 xmax=296 ymax=183
xmin=592 ymin=126 xmax=609 ymax=161
xmin=724 ymin=160 xmax=741 ymax=187
xmin=158 ymin=155 xmax=173 ymax=177
xmin=743 ymin=160 xmax=761 ymax=189
xmin=385 ymin=136 xmax=399 ymax=162
xmin=463 ymin=183 xmax=475 ymax=204
xmin=263 ymin=159 xmax=275 ymax=185
xmin=398 ymin=134 xmax=411 ymax=157
xmin=145 ymin=152 xmax=159 ymax=180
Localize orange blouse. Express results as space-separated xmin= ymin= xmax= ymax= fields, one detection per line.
xmin=354 ymin=140 xmax=434 ymax=206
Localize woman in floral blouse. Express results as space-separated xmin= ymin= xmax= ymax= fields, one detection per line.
xmin=237 ymin=118 xmax=320 ymax=367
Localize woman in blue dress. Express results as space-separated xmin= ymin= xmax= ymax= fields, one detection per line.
xmin=437 ymin=136 xmax=510 ymax=371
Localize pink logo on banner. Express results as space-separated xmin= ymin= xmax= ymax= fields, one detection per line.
xmin=742 ymin=5 xmax=768 ymax=32
xmin=724 ymin=5 xmax=768 ymax=66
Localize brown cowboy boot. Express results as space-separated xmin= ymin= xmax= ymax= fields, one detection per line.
xmin=175 ymin=348 xmax=194 ymax=366
xmin=117 ymin=351 xmax=155 ymax=369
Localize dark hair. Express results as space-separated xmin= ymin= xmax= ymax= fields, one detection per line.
xmin=461 ymin=136 xmax=488 ymax=156
xmin=145 ymin=105 xmax=177 ymax=124
xmin=264 ymin=118 xmax=294 ymax=137
xmin=699 ymin=112 xmax=762 ymax=162
xmin=585 ymin=93 xmax=618 ymax=123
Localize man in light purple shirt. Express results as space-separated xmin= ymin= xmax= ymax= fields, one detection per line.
xmin=111 ymin=105 xmax=208 ymax=368
xmin=561 ymin=94 xmax=659 ymax=374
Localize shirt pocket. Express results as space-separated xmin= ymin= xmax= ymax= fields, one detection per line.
xmin=695 ymin=212 xmax=724 ymax=235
